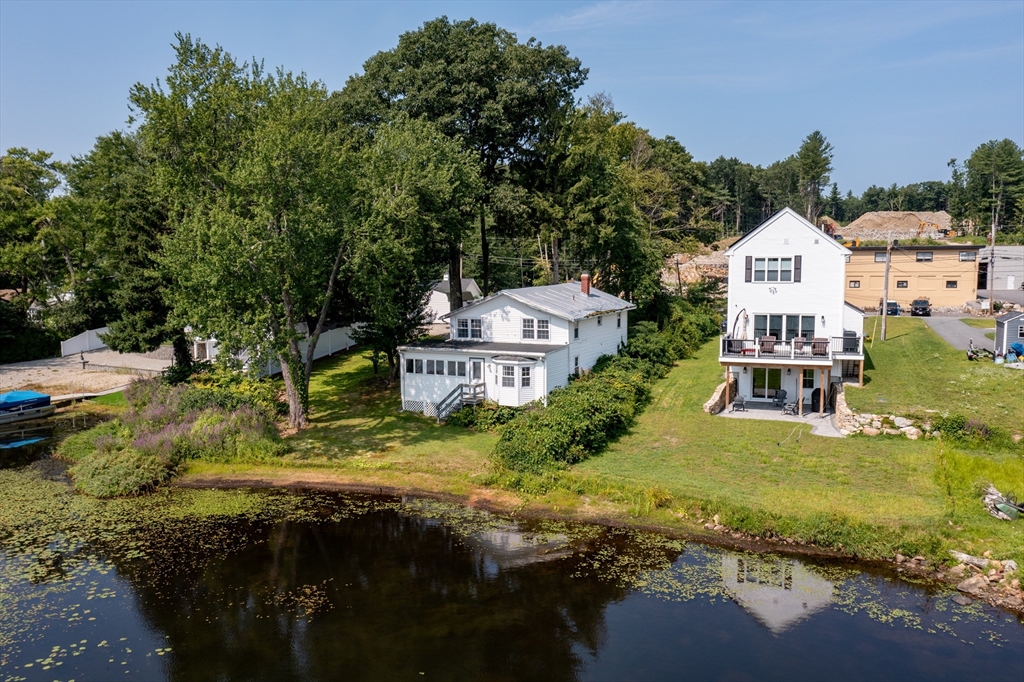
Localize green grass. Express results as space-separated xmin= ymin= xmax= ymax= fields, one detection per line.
xmin=278 ymin=351 xmax=497 ymax=489
xmin=573 ymin=338 xmax=1023 ymax=563
xmin=89 ymin=391 xmax=126 ymax=407
xmin=850 ymin=317 xmax=1022 ymax=432
xmin=186 ymin=338 xmax=1023 ymax=565
xmin=960 ymin=318 xmax=996 ymax=330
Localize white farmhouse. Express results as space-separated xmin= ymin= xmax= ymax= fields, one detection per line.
xmin=398 ymin=275 xmax=634 ymax=419
xmin=720 ymin=208 xmax=865 ymax=414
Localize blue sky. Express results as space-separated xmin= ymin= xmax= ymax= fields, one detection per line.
xmin=1 ymin=0 xmax=1021 ymax=194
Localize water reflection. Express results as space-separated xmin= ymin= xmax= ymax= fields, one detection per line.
xmin=1 ymin=487 xmax=1022 ymax=682
xmin=721 ymin=555 xmax=834 ymax=634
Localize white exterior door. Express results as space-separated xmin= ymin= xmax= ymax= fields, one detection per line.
xmin=1008 ymin=275 xmax=1016 ymax=290
xmin=498 ymin=365 xmax=518 ymax=405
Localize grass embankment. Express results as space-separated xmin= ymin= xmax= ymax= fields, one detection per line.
xmin=181 ymin=325 xmax=1023 ymax=566
xmin=850 ymin=317 xmax=1022 ymax=430
xmin=960 ymin=318 xmax=997 ymax=329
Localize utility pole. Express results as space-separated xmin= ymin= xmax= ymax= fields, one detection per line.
xmin=988 ymin=219 xmax=997 ymax=314
xmin=675 ymin=257 xmax=682 ymax=295
xmin=880 ymin=232 xmax=892 ymax=342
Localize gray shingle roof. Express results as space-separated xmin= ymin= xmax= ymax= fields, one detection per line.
xmin=444 ymin=282 xmax=634 ymax=322
xmin=996 ymin=311 xmax=1024 ymax=322
xmin=398 ymin=340 xmax=564 ymax=355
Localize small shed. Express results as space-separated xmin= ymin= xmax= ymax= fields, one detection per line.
xmin=994 ymin=311 xmax=1024 ymax=356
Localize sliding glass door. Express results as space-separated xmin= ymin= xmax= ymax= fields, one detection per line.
xmin=752 ymin=367 xmax=782 ymax=399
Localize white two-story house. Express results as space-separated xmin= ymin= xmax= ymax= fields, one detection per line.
xmin=398 ymin=276 xmax=634 ymax=419
xmin=719 ymin=208 xmax=865 ymax=414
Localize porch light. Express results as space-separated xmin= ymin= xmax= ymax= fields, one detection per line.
xmin=786 ymin=368 xmax=791 ymax=375
xmin=742 ymin=367 xmax=747 ymax=373
xmin=820 ymin=315 xmax=825 ymax=326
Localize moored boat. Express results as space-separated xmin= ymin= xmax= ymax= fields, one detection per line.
xmin=0 ymin=391 xmax=56 ymax=426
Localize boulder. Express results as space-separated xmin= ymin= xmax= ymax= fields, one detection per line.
xmin=862 ymin=427 xmax=880 ymax=436
xmin=901 ymin=426 xmax=922 ymax=440
xmin=951 ymin=594 xmax=973 ymax=606
xmin=882 ymin=428 xmax=901 ymax=436
xmin=893 ymin=417 xmax=913 ymax=428
xmin=957 ymin=575 xmax=989 ymax=596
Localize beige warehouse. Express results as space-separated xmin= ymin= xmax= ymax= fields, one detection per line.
xmin=844 ymin=245 xmax=982 ymax=310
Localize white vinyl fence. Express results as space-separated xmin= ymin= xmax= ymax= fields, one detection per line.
xmin=200 ymin=326 xmax=356 ymax=376
xmin=61 ymin=327 xmax=109 ymax=357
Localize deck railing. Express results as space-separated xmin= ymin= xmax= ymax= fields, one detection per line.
xmin=436 ymin=382 xmax=487 ymax=423
xmin=720 ymin=335 xmax=863 ymax=360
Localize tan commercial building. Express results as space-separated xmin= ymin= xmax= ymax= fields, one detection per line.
xmin=844 ymin=245 xmax=982 ymax=310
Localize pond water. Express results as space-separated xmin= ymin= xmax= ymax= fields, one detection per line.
xmin=0 ymin=451 xmax=1022 ymax=680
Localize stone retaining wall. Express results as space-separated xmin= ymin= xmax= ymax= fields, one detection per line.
xmin=703 ymin=376 xmax=738 ymax=414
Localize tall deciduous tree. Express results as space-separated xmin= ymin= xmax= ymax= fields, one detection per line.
xmin=132 ymin=35 xmax=353 ymax=428
xmin=796 ymin=130 xmax=834 ymax=223
xmin=336 ymin=16 xmax=586 ymax=299
xmin=68 ymin=132 xmax=192 ymax=367
xmin=348 ymin=118 xmax=482 ymax=379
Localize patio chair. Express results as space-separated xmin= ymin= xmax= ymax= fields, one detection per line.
xmin=792 ymin=337 xmax=808 ymax=355
xmin=811 ymin=337 xmax=829 ymax=357
xmin=772 ymin=389 xmax=788 ymax=409
xmin=782 ymin=402 xmax=799 ymax=416
xmin=759 ymin=335 xmax=777 ymax=355
xmin=731 ymin=395 xmax=747 ymax=412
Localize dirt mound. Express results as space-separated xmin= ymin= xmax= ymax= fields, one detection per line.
xmin=843 ymin=211 xmax=950 ymax=241
xmin=662 ymin=252 xmax=728 ymax=288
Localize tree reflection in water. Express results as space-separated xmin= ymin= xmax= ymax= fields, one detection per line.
xmin=117 ymin=503 xmax=671 ymax=681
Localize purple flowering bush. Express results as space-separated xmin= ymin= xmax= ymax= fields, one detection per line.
xmin=60 ymin=375 xmax=285 ymax=497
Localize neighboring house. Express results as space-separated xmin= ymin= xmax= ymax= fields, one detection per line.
xmin=994 ymin=311 xmax=1024 ymax=357
xmin=719 ymin=208 xmax=866 ymax=413
xmin=398 ymin=276 xmax=634 ymax=419
xmin=844 ymin=244 xmax=982 ymax=310
xmin=192 ymin=323 xmax=355 ymax=375
xmin=424 ymin=276 xmax=482 ymax=322
xmin=979 ymin=246 xmax=1024 ymax=293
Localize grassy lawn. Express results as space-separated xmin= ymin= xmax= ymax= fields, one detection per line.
xmin=960 ymin=318 xmax=996 ymax=330
xmin=188 ymin=351 xmax=498 ymax=496
xmin=848 ymin=317 xmax=1022 ymax=432
xmin=88 ymin=391 xmax=126 ymax=407
xmin=573 ymin=338 xmax=1022 ymax=562
xmin=183 ymin=332 xmax=1023 ymax=565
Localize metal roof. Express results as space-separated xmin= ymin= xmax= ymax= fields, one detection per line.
xmin=443 ymin=282 xmax=635 ymax=322
xmin=397 ymin=340 xmax=564 ymax=355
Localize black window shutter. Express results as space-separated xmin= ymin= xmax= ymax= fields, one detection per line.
xmin=745 ymin=256 xmax=752 ymax=282
xmin=794 ymin=255 xmax=802 ymax=282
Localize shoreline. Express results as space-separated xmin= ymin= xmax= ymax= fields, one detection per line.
xmin=175 ymin=468 xmax=1024 ymax=616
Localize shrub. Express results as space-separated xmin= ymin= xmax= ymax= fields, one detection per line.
xmin=492 ymin=364 xmax=652 ymax=473
xmin=934 ymin=413 xmax=996 ymax=445
xmin=446 ymin=402 xmax=523 ymax=431
xmin=69 ymin=448 xmax=172 ymax=498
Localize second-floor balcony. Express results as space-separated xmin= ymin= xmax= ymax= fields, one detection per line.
xmin=719 ymin=334 xmax=864 ymax=362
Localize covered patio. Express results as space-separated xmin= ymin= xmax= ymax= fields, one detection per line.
xmin=717 ymin=401 xmax=842 ymax=438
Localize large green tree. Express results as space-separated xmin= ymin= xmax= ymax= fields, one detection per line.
xmin=348 ymin=117 xmax=482 ymax=380
xmin=336 ymin=16 xmax=587 ymax=300
xmin=68 ymin=131 xmax=193 ymax=366
xmin=132 ymin=35 xmax=353 ymax=428
xmin=964 ymin=139 xmax=1024 ymax=233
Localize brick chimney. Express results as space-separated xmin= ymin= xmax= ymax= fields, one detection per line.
xmin=581 ymin=272 xmax=591 ymax=296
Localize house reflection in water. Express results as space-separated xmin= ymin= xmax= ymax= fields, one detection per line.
xmin=721 ymin=554 xmax=834 ymax=634
xmin=464 ymin=528 xmax=573 ymax=577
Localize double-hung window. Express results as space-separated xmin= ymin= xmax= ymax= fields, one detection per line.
xmin=916 ymin=251 xmax=933 ymax=262
xmin=502 ymin=366 xmax=515 ymax=387
xmin=753 ymin=257 xmax=793 ymax=282
xmin=414 ymin=359 xmax=423 ymax=374
xmin=521 ymin=367 xmax=531 ymax=387
xmin=537 ymin=320 xmax=549 ymax=340
xmin=874 ymin=252 xmax=888 ymax=263
xmin=470 ymin=319 xmax=482 ymax=338
xmin=457 ymin=319 xmax=469 ymax=338
xmin=522 ymin=318 xmax=535 ymax=339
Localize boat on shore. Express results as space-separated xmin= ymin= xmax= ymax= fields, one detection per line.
xmin=0 ymin=391 xmax=56 ymax=426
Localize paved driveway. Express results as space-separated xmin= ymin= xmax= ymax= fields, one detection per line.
xmin=921 ymin=317 xmax=992 ymax=351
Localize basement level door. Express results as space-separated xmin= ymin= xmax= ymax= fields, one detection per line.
xmin=752 ymin=367 xmax=782 ymax=399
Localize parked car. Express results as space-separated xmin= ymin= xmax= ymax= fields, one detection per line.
xmin=911 ymin=298 xmax=931 ymax=316
xmin=886 ymin=300 xmax=901 ymax=316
